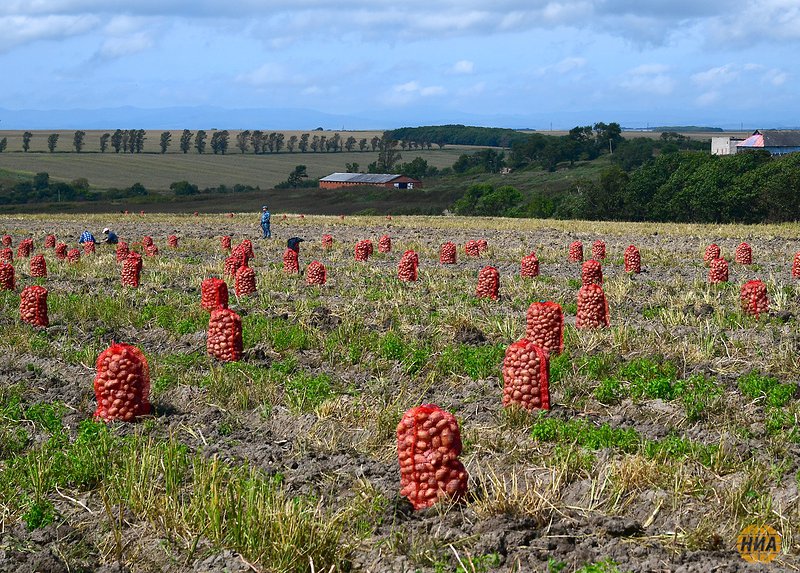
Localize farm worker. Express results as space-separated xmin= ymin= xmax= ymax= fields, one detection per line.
xmin=78 ymin=230 xmax=96 ymax=244
xmin=287 ymin=237 xmax=304 ymax=253
xmin=260 ymin=205 xmax=271 ymax=239
xmin=102 ymin=228 xmax=119 ymax=244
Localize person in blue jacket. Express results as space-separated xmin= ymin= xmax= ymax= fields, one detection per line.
xmin=260 ymin=205 xmax=271 ymax=238
xmin=78 ymin=230 xmax=96 ymax=244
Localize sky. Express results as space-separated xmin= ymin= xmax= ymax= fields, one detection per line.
xmin=1 ymin=1 xmax=800 ymax=129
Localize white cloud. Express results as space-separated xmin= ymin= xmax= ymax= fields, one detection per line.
xmin=384 ymin=80 xmax=446 ymax=105
xmin=620 ymin=63 xmax=675 ymax=95
xmin=691 ymin=64 xmax=740 ymax=86
xmin=235 ymin=63 xmax=300 ymax=87
xmin=696 ymin=91 xmax=720 ymax=106
xmin=0 ymin=14 xmax=99 ymax=52
xmin=451 ymin=60 xmax=474 ymax=74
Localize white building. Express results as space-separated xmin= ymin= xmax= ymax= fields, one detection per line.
xmin=711 ymin=136 xmax=744 ymax=155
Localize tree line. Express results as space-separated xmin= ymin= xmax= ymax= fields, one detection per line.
xmin=451 ymin=149 xmax=800 ymax=223
xmin=2 ymin=130 xmax=439 ymax=155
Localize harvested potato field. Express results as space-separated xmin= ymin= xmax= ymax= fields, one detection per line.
xmin=0 ymin=213 xmax=799 ymax=573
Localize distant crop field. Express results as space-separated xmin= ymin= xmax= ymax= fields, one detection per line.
xmin=0 ymin=129 xmax=471 ymax=190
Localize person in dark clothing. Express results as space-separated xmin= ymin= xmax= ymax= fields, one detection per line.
xmin=287 ymin=237 xmax=304 ymax=252
xmin=102 ymin=228 xmax=119 ymax=244
xmin=78 ymin=230 xmax=96 ymax=244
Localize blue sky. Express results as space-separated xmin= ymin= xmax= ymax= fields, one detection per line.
xmin=1 ymin=1 xmax=799 ymax=129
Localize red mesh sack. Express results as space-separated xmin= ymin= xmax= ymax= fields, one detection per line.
xmin=142 ymin=236 xmax=154 ymax=248
xmin=0 ymin=248 xmax=12 ymax=264
xmin=502 ymin=339 xmax=550 ymax=411
xmin=708 ymin=258 xmax=728 ymax=284
xmin=221 ymin=236 xmax=232 ymax=251
xmin=477 ymin=239 xmax=488 ymax=254
xmin=591 ymin=240 xmax=606 ymax=260
xmin=321 ymin=234 xmax=333 ymax=249
xmin=378 ymin=235 xmax=392 ymax=253
xmin=144 ymin=244 xmax=159 ymax=257
xmin=224 ymin=254 xmax=244 ymax=278
xmin=520 ymin=252 xmax=539 ymax=278
xmin=525 ymin=302 xmax=564 ymax=356
xmin=115 ymin=241 xmax=129 ymax=262
xmin=464 ymin=240 xmax=480 ymax=257
xmin=66 ymin=248 xmax=80 ymax=263
xmin=207 ymin=308 xmax=243 ymax=362
xmin=44 ymin=235 xmax=56 ymax=249
xmin=704 ymin=243 xmax=720 ymax=265
xmin=440 ymin=242 xmax=456 ymax=264
xmin=235 ymin=265 xmax=257 ymax=296
xmin=121 ymin=252 xmax=142 ymax=287
xmin=30 ymin=254 xmax=47 ymax=278
xmin=55 ymin=243 xmax=67 ymax=261
xmin=306 ymin=261 xmax=327 ymax=285
xmin=568 ymin=241 xmax=583 ymax=262
xmin=397 ymin=404 xmax=468 ymax=510
xmin=354 ymin=240 xmax=373 ymax=261
xmin=17 ymin=239 xmax=33 ymax=259
xmin=735 ymin=242 xmax=752 ymax=265
xmin=283 ymin=248 xmax=299 ymax=273
xmin=0 ymin=261 xmax=15 ymax=290
xmin=201 ymin=277 xmax=229 ymax=311
xmin=20 ymin=285 xmax=48 ymax=327
xmin=741 ymin=279 xmax=768 ymax=318
xmin=576 ymin=284 xmax=610 ymax=329
xmin=794 ymin=252 xmax=800 ymax=279
xmin=83 ymin=241 xmax=95 ymax=255
xmin=398 ymin=250 xmax=419 ymax=282
xmin=581 ymin=259 xmax=603 ymax=286
xmin=476 ymin=266 xmax=500 ymax=299
xmin=168 ymin=235 xmax=178 ymax=248
xmin=232 ymin=239 xmax=254 ymax=264
xmin=1 ymin=235 xmax=11 ymax=246
xmin=93 ymin=343 xmax=151 ymax=422
xmin=624 ymin=245 xmax=641 ymax=273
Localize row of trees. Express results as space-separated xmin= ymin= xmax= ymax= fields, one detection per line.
xmin=4 ymin=130 xmax=436 ymax=155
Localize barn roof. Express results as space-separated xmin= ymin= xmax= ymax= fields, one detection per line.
xmin=320 ymin=173 xmax=403 ymax=183
xmin=737 ymin=130 xmax=800 ymax=148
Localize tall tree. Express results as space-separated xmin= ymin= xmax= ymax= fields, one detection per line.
xmin=266 ymin=132 xmax=277 ymax=153
xmin=210 ymin=130 xmax=229 ymax=154
xmin=359 ymin=138 xmax=367 ymax=152
xmin=73 ymin=130 xmax=86 ymax=153
xmin=370 ymin=136 xmax=380 ymax=151
xmin=299 ymin=133 xmax=309 ymax=152
xmin=275 ymin=133 xmax=285 ymax=153
xmin=195 ymin=130 xmax=207 ymax=154
xmin=99 ymin=133 xmax=110 ymax=153
xmin=134 ymin=129 xmax=146 ymax=153
xmin=180 ymin=129 xmax=193 ymax=154
xmin=111 ymin=129 xmax=123 ymax=153
xmin=22 ymin=132 xmax=32 ymax=152
xmin=345 ymin=136 xmax=357 ymax=152
xmin=287 ymin=165 xmax=308 ymax=188
xmin=47 ymin=133 xmax=59 ymax=153
xmin=310 ymin=135 xmax=319 ymax=152
xmin=159 ymin=131 xmax=172 ymax=154
xmin=250 ymin=130 xmax=263 ymax=154
xmin=121 ymin=130 xmax=130 ymax=153
xmin=0 ymin=137 xmax=6 ymax=153
xmin=374 ymin=134 xmax=401 ymax=172
xmin=286 ymin=135 xmax=298 ymax=152
xmin=330 ymin=133 xmax=341 ymax=152
xmin=319 ymin=135 xmax=327 ymax=152
xmin=235 ymin=130 xmax=251 ymax=154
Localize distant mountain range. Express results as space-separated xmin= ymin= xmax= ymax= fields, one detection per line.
xmin=0 ymin=105 xmax=795 ymax=132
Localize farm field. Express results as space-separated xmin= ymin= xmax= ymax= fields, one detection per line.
xmin=0 ymin=213 xmax=799 ymax=573
xmin=0 ymin=146 xmax=466 ymax=191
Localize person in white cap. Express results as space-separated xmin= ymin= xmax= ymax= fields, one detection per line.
xmin=102 ymin=227 xmax=119 ymax=244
